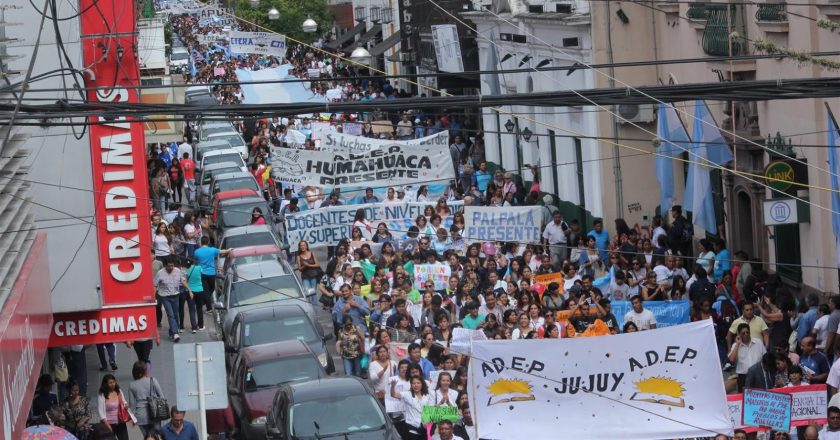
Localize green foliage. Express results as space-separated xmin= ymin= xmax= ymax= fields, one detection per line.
xmin=235 ymin=0 xmax=333 ymax=44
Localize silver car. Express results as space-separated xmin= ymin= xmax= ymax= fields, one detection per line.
xmin=209 ymin=171 xmax=260 ymax=207
xmin=197 ymin=162 xmax=244 ymax=211
xmin=213 ymin=260 xmax=315 ymax=338
xmin=217 ymin=224 xmax=284 ymax=276
xmin=195 ymin=139 xmax=233 ymax=166
xmin=205 ymin=131 xmax=248 ymax=160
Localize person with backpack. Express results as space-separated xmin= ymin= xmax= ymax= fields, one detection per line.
xmin=667 ymin=205 xmax=692 ymax=258
xmin=688 ymin=266 xmax=717 ymax=311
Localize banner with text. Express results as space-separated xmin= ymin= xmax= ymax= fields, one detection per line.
xmin=742 ymin=388 xmax=791 ymax=431
xmin=413 ymin=263 xmax=451 ymax=290
xmin=321 ymin=131 xmax=450 ymax=154
xmin=284 ymin=202 xmax=456 ymax=249
xmin=610 ymin=300 xmax=691 ymax=330
xmin=272 ymin=143 xmax=454 ymax=187
xmin=228 ymin=31 xmax=286 ymax=56
xmin=463 ymin=206 xmax=542 ymax=244
xmin=469 ymin=320 xmax=732 ymax=440
xmin=728 ymin=384 xmax=827 ymax=431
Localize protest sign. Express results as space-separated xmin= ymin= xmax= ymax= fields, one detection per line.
xmin=421 ymin=406 xmax=459 ymax=423
xmin=197 ymin=34 xmax=218 ymax=44
xmin=310 ymin=122 xmax=331 ymax=149
xmin=450 ymin=328 xmax=486 ymax=356
xmin=307 ymin=68 xmax=320 ymax=78
xmin=533 ymin=273 xmax=564 ymax=292
xmin=469 ymin=320 xmax=732 ymax=440
xmin=413 ymin=264 xmax=451 ymax=290
xmin=727 ymin=384 xmax=826 ymax=431
xmin=321 ymin=131 xmax=450 ymax=154
xmin=273 ymin=143 xmax=454 ymax=188
xmin=228 ymin=31 xmax=286 ymax=56
xmin=463 ymin=206 xmax=542 ymax=244
xmin=742 ymin=388 xmax=792 ymax=431
xmin=342 ymin=122 xmax=363 ymax=136
xmin=610 ymin=300 xmax=690 ymax=329
xmin=284 ymin=202 xmax=456 ymax=249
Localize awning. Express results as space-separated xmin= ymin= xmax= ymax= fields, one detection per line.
xmin=355 ymin=24 xmax=382 ymax=47
xmin=369 ymin=31 xmax=401 ymax=57
xmin=327 ymin=22 xmax=366 ymax=49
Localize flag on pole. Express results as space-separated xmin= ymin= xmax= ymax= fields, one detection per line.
xmin=655 ymin=103 xmax=691 ymax=213
xmin=826 ymin=104 xmax=840 ymax=266
xmin=683 ymin=101 xmax=733 ymax=234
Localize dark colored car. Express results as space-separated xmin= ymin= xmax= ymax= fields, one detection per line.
xmin=226 ymin=304 xmax=335 ymax=373
xmin=227 ymin=340 xmax=327 ymax=439
xmin=266 ymin=377 xmax=401 ymax=440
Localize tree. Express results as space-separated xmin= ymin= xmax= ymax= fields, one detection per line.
xmin=235 ymin=0 xmax=333 ymax=44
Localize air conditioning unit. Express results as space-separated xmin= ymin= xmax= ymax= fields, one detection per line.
xmin=616 ymin=104 xmax=655 ymax=124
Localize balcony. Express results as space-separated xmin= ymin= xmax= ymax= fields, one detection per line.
xmin=687 ymin=3 xmax=708 ymax=20
xmin=702 ymin=5 xmax=747 ymax=56
xmin=755 ymin=3 xmax=789 ymax=33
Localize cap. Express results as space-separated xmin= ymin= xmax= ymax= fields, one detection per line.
xmin=397 ymin=187 xmax=406 ymax=193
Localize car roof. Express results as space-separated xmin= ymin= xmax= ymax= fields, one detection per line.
xmin=172 ymin=47 xmax=189 ymax=54
xmin=213 ymin=171 xmax=255 ymax=181
xmin=232 ymin=260 xmax=290 ymax=279
xmin=237 ymin=303 xmax=308 ymax=323
xmin=196 ymin=139 xmax=233 ymax=149
xmin=230 ymin=245 xmax=281 ymax=257
xmin=203 ymin=149 xmax=241 ymax=158
xmin=221 ymin=224 xmax=273 ymax=237
xmin=201 ymin=162 xmax=242 ymax=174
xmin=241 ymin=339 xmax=315 ymax=365
xmin=287 ymin=377 xmax=369 ymax=402
xmin=214 ymin=189 xmax=260 ymax=201
xmin=206 ymin=130 xmax=241 ymax=138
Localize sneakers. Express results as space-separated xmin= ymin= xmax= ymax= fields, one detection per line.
xmin=192 ymin=329 xmax=197 ymax=334
xmin=99 ymin=366 xmax=108 ymax=372
xmin=197 ymin=326 xmax=206 ymax=331
xmin=173 ymin=334 xmax=181 ymax=342
xmin=110 ymin=361 xmax=118 ymax=371
xmin=179 ymin=328 xmax=184 ymax=334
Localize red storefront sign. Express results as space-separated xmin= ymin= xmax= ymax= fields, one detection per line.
xmin=51 ymin=305 xmax=156 ymax=346
xmin=79 ymin=0 xmax=154 ymax=306
xmin=0 ymin=234 xmax=54 ymax=439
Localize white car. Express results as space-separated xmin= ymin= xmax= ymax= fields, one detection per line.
xmin=206 ymin=131 xmax=249 ymax=161
xmin=169 ymin=47 xmax=190 ymax=73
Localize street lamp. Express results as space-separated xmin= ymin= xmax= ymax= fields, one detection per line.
xmin=521 ymin=127 xmax=533 ymax=141
xmin=350 ymin=45 xmax=372 ymax=65
xmin=268 ymin=7 xmax=280 ymax=20
xmin=504 ymin=119 xmax=515 ymax=132
xmin=302 ymin=16 xmax=318 ymax=33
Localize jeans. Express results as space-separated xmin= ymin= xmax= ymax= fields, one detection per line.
xmin=178 ymin=288 xmax=197 ymax=330
xmin=185 ymin=243 xmax=196 ymax=259
xmin=96 ymin=343 xmax=116 ymax=369
xmin=302 ymin=277 xmax=318 ymax=306
xmin=185 ymin=178 xmax=195 ymax=204
xmin=343 ymin=357 xmax=362 ymax=377
xmin=156 ymin=194 xmax=167 ymax=213
xmin=160 ymin=295 xmax=180 ymax=337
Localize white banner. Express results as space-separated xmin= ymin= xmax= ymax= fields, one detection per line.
xmin=431 ymin=24 xmax=464 ymax=73
xmin=469 ymin=321 xmax=731 ymax=440
xmin=321 ymin=131 xmax=450 ymax=155
xmin=284 ymin=201 xmax=461 ymax=249
xmin=272 ymin=143 xmax=454 ymax=186
xmin=228 ymin=31 xmax=286 ymax=56
xmin=307 ymin=68 xmax=321 ymax=78
xmin=463 ymin=206 xmax=542 ymax=243
xmin=197 ymin=34 xmax=219 ymax=44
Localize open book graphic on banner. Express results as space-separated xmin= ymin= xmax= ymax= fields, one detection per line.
xmin=486 ymin=379 xmax=536 ymax=406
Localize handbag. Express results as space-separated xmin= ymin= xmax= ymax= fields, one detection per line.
xmin=148 ymin=377 xmax=170 ymax=421
xmin=116 ymin=397 xmax=131 ymax=424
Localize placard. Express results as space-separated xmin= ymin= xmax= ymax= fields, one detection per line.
xmin=342 ymin=122 xmax=363 ymax=136
xmin=307 ymin=68 xmax=321 ymax=78
xmin=610 ymin=300 xmax=690 ymax=329
xmin=228 ymin=31 xmax=286 ymax=56
xmin=533 ymin=273 xmax=564 ymax=292
xmin=450 ymin=328 xmax=486 ymax=356
xmin=742 ymin=388 xmax=792 ymax=431
xmin=463 ymin=206 xmax=542 ymax=243
xmin=413 ymin=263 xmax=451 ymax=290
xmin=421 ymin=405 xmax=460 ymax=423
xmin=321 ymin=131 xmax=450 ymax=155
xmin=727 ymin=384 xmax=827 ymax=431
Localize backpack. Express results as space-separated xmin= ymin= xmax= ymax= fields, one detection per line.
xmin=680 ymin=223 xmax=693 ymax=244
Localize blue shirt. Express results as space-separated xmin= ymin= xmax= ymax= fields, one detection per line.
xmin=587 ymin=229 xmax=610 ymax=261
xmin=405 ymin=356 xmax=436 ymax=379
xmin=185 ymin=265 xmax=204 ymax=292
xmin=331 ymin=295 xmax=371 ymax=333
xmin=800 ymin=351 xmax=830 ymax=377
xmin=161 ymin=420 xmax=199 ymax=440
xmin=193 ymin=246 xmax=220 ymax=276
xmin=474 ymin=170 xmax=491 ymax=192
xmin=713 ymin=248 xmax=731 ymax=281
xmin=797 ymin=307 xmax=819 ymax=343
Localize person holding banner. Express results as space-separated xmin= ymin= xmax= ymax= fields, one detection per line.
xmin=390 ymin=376 xmax=433 ymax=440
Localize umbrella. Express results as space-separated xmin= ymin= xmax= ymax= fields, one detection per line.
xmin=22 ymin=425 xmax=78 ymax=440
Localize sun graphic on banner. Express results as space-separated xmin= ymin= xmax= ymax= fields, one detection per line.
xmin=630 ymin=377 xmax=686 ymax=408
xmin=486 ymin=379 xmax=536 ymax=406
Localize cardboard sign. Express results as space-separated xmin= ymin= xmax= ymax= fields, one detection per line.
xmin=728 ymin=384 xmax=827 ymax=431
xmin=421 ymin=405 xmax=460 ymax=423
xmin=533 ymin=273 xmax=564 ymax=292
xmin=742 ymin=388 xmax=792 ymax=432
xmin=413 ymin=264 xmax=451 ymax=290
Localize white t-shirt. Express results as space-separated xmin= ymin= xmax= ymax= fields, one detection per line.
xmin=368 ymin=360 xmax=397 ymax=394
xmin=815 ymin=315 xmax=830 ymax=349
xmin=431 ymin=388 xmax=459 ymax=407
xmin=828 ymin=358 xmax=840 ymax=391
xmin=652 ymin=265 xmax=673 ymax=285
xmin=624 ymin=309 xmax=657 ymax=330
xmin=651 ymin=226 xmax=666 ymax=249
xmin=819 ymin=426 xmax=840 ymax=440
xmin=153 ymin=234 xmax=171 ymax=256
xmin=399 ymin=392 xmax=433 ymax=428
xmin=183 ymin=223 xmax=197 ymax=245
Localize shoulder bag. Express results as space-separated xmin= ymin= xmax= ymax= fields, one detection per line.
xmin=148 ymin=377 xmax=170 ymax=421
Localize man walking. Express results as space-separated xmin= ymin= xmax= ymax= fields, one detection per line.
xmin=154 ymin=259 xmax=193 ymax=342
xmin=543 ymin=211 xmax=569 ymax=268
xmin=193 ymin=236 xmax=232 ymax=306
xmin=161 ymin=406 xmax=199 ymax=440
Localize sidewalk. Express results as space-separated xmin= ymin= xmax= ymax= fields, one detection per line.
xmin=83 ymin=310 xmax=217 ymax=440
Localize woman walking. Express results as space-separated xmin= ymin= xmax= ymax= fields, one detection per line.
xmin=168 ymin=158 xmax=184 ymax=204
xmin=297 ymin=240 xmax=321 ymax=301
xmin=97 ymin=374 xmax=133 ymax=440
xmin=390 ymin=376 xmax=432 ymax=440
xmin=337 ymin=316 xmax=365 ymax=377
xmin=61 ymin=380 xmax=93 ymax=440
xmin=128 ymin=361 xmax=165 ymax=437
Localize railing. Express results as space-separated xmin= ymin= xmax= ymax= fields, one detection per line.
xmin=687 ymin=3 xmax=709 ymax=20
xmin=702 ymin=5 xmax=746 ymax=56
xmin=755 ymin=3 xmax=787 ymax=21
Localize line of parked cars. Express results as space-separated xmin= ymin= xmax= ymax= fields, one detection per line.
xmin=189 ymin=116 xmax=399 ymax=439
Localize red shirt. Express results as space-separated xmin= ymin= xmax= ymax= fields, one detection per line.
xmin=181 ymin=159 xmax=195 ymax=180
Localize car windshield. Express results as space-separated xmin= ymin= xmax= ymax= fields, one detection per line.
xmin=231 ymin=253 xmax=279 ymax=267
xmin=230 ymin=276 xmax=302 ymax=307
xmin=244 ymin=356 xmax=322 ymax=391
xmin=219 ymin=202 xmax=268 ymax=227
xmin=222 ymin=232 xmax=275 ymax=249
xmin=203 ymin=167 xmax=240 ymax=185
xmin=214 ymin=177 xmax=258 ymax=194
xmin=201 ymin=127 xmax=234 ymax=139
xmin=243 ymin=316 xmax=319 ymax=347
xmin=290 ymin=394 xmax=386 ymax=437
xmin=196 ymin=145 xmax=232 ymax=162
xmin=208 ymin=134 xmax=245 ymax=148
xmin=170 ymin=52 xmax=189 ymax=61
xmin=204 ymin=153 xmax=244 ymax=168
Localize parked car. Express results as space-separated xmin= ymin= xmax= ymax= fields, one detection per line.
xmin=218 ymin=245 xmax=283 ymax=282
xmin=213 ymin=260 xmax=313 ymax=338
xmin=265 ymin=377 xmax=401 ymax=440
xmin=169 ymin=47 xmax=189 ymax=73
xmin=185 ymin=85 xmax=211 ymax=101
xmin=199 ymin=149 xmax=246 ymax=173
xmin=194 ymin=139 xmax=233 ymax=166
xmin=213 ymin=195 xmax=276 ymax=236
xmin=196 ymin=162 xmax=244 ymax=212
xmin=209 ymin=171 xmax=260 ymax=204
xmin=226 ymin=304 xmax=335 ymax=373
xmin=205 ymin=131 xmax=249 ymax=160
xmin=216 ymin=224 xmax=284 ymax=276
xmin=226 ymin=340 xmax=327 ymax=439
xmin=200 ymin=124 xmax=238 ymax=141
